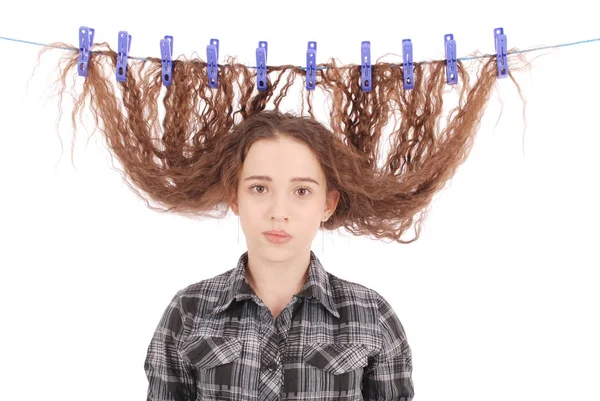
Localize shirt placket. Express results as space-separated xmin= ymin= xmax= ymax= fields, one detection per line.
xmin=257 ymin=296 xmax=300 ymax=401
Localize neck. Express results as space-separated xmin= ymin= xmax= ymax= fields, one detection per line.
xmin=245 ymin=250 xmax=310 ymax=301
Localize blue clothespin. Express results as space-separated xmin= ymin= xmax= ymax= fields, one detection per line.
xmin=402 ymin=39 xmax=414 ymax=90
xmin=494 ymin=27 xmax=508 ymax=78
xmin=77 ymin=26 xmax=95 ymax=77
xmin=160 ymin=35 xmax=173 ymax=86
xmin=207 ymin=38 xmax=219 ymax=89
xmin=116 ymin=31 xmax=131 ymax=82
xmin=361 ymin=41 xmax=371 ymax=92
xmin=306 ymin=41 xmax=317 ymax=90
xmin=256 ymin=41 xmax=268 ymax=91
xmin=444 ymin=34 xmax=458 ymax=85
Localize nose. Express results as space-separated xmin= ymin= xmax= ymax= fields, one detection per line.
xmin=270 ymin=194 xmax=289 ymax=220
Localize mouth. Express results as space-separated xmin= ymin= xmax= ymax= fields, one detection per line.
xmin=264 ymin=232 xmax=292 ymax=244
xmin=264 ymin=231 xmax=291 ymax=238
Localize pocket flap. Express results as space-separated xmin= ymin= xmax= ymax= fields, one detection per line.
xmin=303 ymin=342 xmax=369 ymax=375
xmin=180 ymin=336 xmax=242 ymax=370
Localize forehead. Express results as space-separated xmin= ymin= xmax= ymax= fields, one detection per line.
xmin=243 ymin=138 xmax=321 ymax=178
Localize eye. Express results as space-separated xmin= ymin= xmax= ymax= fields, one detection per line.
xmin=251 ymin=184 xmax=267 ymax=194
xmin=296 ymin=187 xmax=311 ymax=197
xmin=250 ymin=185 xmax=312 ymax=197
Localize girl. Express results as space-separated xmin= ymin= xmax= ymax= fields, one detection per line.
xmin=143 ymin=111 xmax=414 ymax=401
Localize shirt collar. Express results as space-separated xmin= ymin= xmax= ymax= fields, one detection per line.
xmin=208 ymin=250 xmax=339 ymax=318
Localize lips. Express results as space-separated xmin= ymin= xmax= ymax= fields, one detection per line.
xmin=264 ymin=230 xmax=291 ymax=238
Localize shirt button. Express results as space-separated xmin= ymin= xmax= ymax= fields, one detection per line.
xmin=268 ymin=361 xmax=278 ymax=370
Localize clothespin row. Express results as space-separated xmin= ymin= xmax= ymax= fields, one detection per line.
xmin=77 ymin=27 xmax=508 ymax=90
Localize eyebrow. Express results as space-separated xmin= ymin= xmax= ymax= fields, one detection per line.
xmin=244 ymin=175 xmax=320 ymax=186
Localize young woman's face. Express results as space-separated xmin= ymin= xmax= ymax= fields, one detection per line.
xmin=233 ymin=135 xmax=338 ymax=258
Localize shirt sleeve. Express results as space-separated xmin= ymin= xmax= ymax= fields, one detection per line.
xmin=362 ymin=292 xmax=414 ymax=401
xmin=144 ymin=289 xmax=196 ymax=401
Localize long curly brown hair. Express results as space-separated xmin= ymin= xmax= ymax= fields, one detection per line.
xmin=38 ymin=40 xmax=528 ymax=244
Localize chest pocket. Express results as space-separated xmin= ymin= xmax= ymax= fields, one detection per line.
xmin=303 ymin=342 xmax=369 ymax=374
xmin=180 ymin=336 xmax=242 ymax=369
xmin=297 ymin=342 xmax=370 ymax=400
xmin=180 ymin=336 xmax=243 ymax=390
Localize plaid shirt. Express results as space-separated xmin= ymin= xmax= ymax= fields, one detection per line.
xmin=144 ymin=250 xmax=414 ymax=401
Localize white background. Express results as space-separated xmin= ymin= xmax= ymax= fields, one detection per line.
xmin=1 ymin=1 xmax=599 ymax=400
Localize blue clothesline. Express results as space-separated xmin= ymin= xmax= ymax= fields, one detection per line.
xmin=0 ymin=34 xmax=599 ymax=69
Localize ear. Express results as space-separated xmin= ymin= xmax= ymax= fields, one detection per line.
xmin=326 ymin=190 xmax=340 ymax=215
xmin=229 ymin=196 xmax=239 ymax=215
